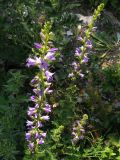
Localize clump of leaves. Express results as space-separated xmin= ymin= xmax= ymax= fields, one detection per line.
xmin=0 ymin=70 xmax=28 ymax=160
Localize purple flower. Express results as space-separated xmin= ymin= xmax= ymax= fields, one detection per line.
xmin=43 ymin=104 xmax=51 ymax=113
xmin=30 ymin=95 xmax=36 ymax=102
xmin=41 ymin=115 xmax=50 ymax=121
xmin=44 ymin=52 xmax=56 ymax=61
xmin=34 ymin=113 xmax=38 ymax=119
xmin=49 ymin=48 xmax=58 ymax=52
xmin=28 ymin=142 xmax=34 ymax=150
xmin=26 ymin=58 xmax=36 ymax=67
xmin=37 ymin=121 xmax=43 ymax=127
xmin=33 ymin=89 xmax=43 ymax=97
xmin=30 ymin=76 xmax=39 ymax=86
xmin=79 ymin=73 xmax=84 ymax=78
xmin=45 ymin=71 xmax=54 ymax=81
xmin=40 ymin=59 xmax=48 ymax=70
xmin=45 ymin=87 xmax=53 ymax=94
xmin=25 ymin=132 xmax=31 ymax=141
xmin=27 ymin=107 xmax=36 ymax=116
xmin=39 ymin=90 xmax=43 ymax=96
xmin=72 ymin=61 xmax=79 ymax=71
xmin=26 ymin=120 xmax=33 ymax=127
xmin=26 ymin=57 xmax=41 ymax=67
xmin=34 ymin=42 xmax=42 ymax=49
xmin=38 ymin=138 xmax=44 ymax=144
xmin=82 ymin=55 xmax=89 ymax=63
xmin=77 ymin=36 xmax=83 ymax=41
xmin=35 ymin=132 xmax=40 ymax=139
xmin=75 ymin=48 xmax=82 ymax=57
xmin=33 ymin=88 xmax=39 ymax=94
xmin=35 ymin=104 xmax=39 ymax=109
xmin=40 ymin=132 xmax=47 ymax=138
xmin=86 ymin=40 xmax=92 ymax=49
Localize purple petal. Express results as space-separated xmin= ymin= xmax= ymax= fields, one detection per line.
xmin=30 ymin=96 xmax=36 ymax=102
xmin=49 ymin=48 xmax=58 ymax=52
xmin=34 ymin=42 xmax=42 ymax=49
xmin=75 ymin=47 xmax=82 ymax=57
xmin=45 ymin=87 xmax=53 ymax=94
xmin=26 ymin=120 xmax=33 ymax=127
xmin=40 ymin=132 xmax=47 ymax=138
xmin=37 ymin=121 xmax=43 ymax=127
xmin=45 ymin=70 xmax=54 ymax=81
xmin=77 ymin=36 xmax=83 ymax=41
xmin=38 ymin=138 xmax=44 ymax=144
xmin=41 ymin=115 xmax=50 ymax=121
xmin=25 ymin=132 xmax=31 ymax=141
xmin=43 ymin=104 xmax=51 ymax=113
xmin=40 ymin=59 xmax=48 ymax=70
xmin=28 ymin=142 xmax=34 ymax=150
xmin=82 ymin=55 xmax=89 ymax=63
xmin=86 ymin=40 xmax=92 ymax=49
xmin=44 ymin=52 xmax=56 ymax=61
xmin=26 ymin=58 xmax=36 ymax=67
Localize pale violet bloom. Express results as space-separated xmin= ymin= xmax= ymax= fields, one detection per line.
xmin=86 ymin=39 xmax=92 ymax=49
xmin=45 ymin=70 xmax=54 ymax=81
xmin=41 ymin=115 xmax=50 ymax=121
xmin=82 ymin=55 xmax=89 ymax=63
xmin=34 ymin=42 xmax=42 ymax=49
xmin=26 ymin=120 xmax=33 ymax=127
xmin=25 ymin=132 xmax=31 ymax=141
xmin=28 ymin=142 xmax=34 ymax=150
xmin=44 ymin=52 xmax=56 ymax=61
xmin=40 ymin=59 xmax=48 ymax=70
xmin=43 ymin=104 xmax=51 ymax=113
xmin=75 ymin=47 xmax=82 ymax=57
xmin=26 ymin=57 xmax=41 ymax=67
xmin=38 ymin=138 xmax=44 ymax=144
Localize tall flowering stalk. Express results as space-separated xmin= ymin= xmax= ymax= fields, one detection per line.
xmin=70 ymin=4 xmax=104 ymax=144
xmin=69 ymin=3 xmax=104 ymax=78
xmin=25 ymin=22 xmax=58 ymax=153
xmin=71 ymin=114 xmax=88 ymax=144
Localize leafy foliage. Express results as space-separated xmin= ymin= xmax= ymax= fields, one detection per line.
xmin=0 ymin=71 xmax=28 ymax=160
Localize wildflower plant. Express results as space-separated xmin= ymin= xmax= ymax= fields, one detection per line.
xmin=25 ymin=22 xmax=58 ymax=153
xmin=71 ymin=114 xmax=88 ymax=144
xmin=69 ymin=3 xmax=104 ymax=145
xmin=69 ymin=3 xmax=104 ymax=78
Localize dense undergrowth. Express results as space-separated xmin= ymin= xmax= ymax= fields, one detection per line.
xmin=0 ymin=0 xmax=120 ymax=160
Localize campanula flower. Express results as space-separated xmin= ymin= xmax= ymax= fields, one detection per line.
xmin=75 ymin=48 xmax=82 ymax=57
xmin=41 ymin=115 xmax=50 ymax=121
xmin=86 ymin=39 xmax=92 ymax=49
xmin=40 ymin=59 xmax=48 ymax=70
xmin=82 ymin=55 xmax=89 ymax=63
xmin=38 ymin=138 xmax=44 ymax=144
xmin=49 ymin=48 xmax=58 ymax=52
xmin=26 ymin=120 xmax=34 ymax=127
xmin=44 ymin=52 xmax=56 ymax=61
xmin=34 ymin=42 xmax=42 ymax=49
xmin=43 ymin=104 xmax=51 ymax=113
xmin=30 ymin=95 xmax=36 ymax=102
xmin=28 ymin=142 xmax=34 ymax=150
xmin=25 ymin=132 xmax=31 ymax=141
xmin=45 ymin=70 xmax=54 ymax=81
